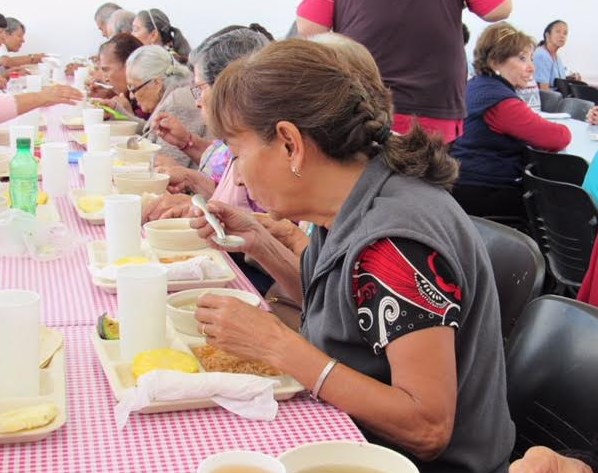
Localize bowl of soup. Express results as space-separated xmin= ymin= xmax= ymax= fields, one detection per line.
xmin=143 ymin=218 xmax=207 ymax=251
xmin=114 ymin=140 xmax=161 ymax=164
xmin=278 ymin=441 xmax=419 ymax=473
xmin=108 ymin=120 xmax=139 ymax=136
xmin=167 ymin=288 xmax=261 ymax=336
xmin=114 ymin=171 xmax=169 ymax=195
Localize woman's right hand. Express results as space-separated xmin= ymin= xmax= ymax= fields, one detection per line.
xmin=587 ymin=106 xmax=598 ymax=126
xmin=153 ymin=112 xmax=190 ymax=149
xmin=157 ymin=164 xmax=194 ymax=194
xmin=189 ymin=201 xmax=264 ymax=254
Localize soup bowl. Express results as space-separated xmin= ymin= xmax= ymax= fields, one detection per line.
xmin=114 ymin=172 xmax=169 ymax=195
xmin=114 ymin=140 xmax=160 ymax=164
xmin=143 ymin=218 xmax=207 ymax=251
xmin=278 ymin=441 xmax=419 ymax=473
xmin=108 ymin=121 xmax=138 ymax=136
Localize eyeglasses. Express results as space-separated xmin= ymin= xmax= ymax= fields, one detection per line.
xmin=127 ymin=78 xmax=154 ymax=96
xmin=190 ymin=82 xmax=209 ymax=101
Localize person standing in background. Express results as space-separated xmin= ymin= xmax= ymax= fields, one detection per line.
xmin=0 ymin=17 xmax=45 ymax=70
xmin=105 ymin=10 xmax=135 ymax=38
xmin=94 ymin=2 xmax=122 ymax=38
xmin=295 ymin=0 xmax=512 ymax=143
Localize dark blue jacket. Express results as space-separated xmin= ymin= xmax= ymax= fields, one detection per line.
xmin=451 ymin=75 xmax=526 ymax=188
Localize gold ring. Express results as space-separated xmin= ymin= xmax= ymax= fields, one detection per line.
xmin=200 ymin=323 xmax=207 ymax=336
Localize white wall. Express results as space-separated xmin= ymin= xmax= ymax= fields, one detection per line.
xmin=4 ymin=1 xmax=598 ymax=84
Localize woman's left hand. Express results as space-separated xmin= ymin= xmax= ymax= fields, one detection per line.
xmin=195 ymin=294 xmax=287 ymax=363
xmin=586 ymin=106 xmax=598 ymax=126
xmin=142 ymin=193 xmax=193 ymax=223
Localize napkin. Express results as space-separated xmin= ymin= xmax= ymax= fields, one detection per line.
xmin=114 ymin=370 xmax=281 ymax=429
xmin=92 ymin=256 xmax=229 ymax=281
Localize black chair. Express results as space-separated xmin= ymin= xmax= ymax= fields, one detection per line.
xmin=570 ymin=83 xmax=598 ymax=105
xmin=506 ymin=295 xmax=598 ymax=458
xmin=524 ymin=148 xmax=589 ymax=186
xmin=554 ymin=78 xmax=588 ymax=98
xmin=523 ymin=166 xmax=598 ymax=294
xmin=539 ymin=89 xmax=562 ymax=112
xmin=557 ymin=97 xmax=594 ymax=121
xmin=471 ymin=216 xmax=545 ymax=338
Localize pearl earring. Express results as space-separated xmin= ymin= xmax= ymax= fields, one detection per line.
xmin=494 ymin=70 xmax=501 ymax=76
xmin=291 ymin=166 xmax=301 ymax=178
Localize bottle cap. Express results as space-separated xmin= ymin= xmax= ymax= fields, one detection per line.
xmin=16 ymin=138 xmax=32 ymax=149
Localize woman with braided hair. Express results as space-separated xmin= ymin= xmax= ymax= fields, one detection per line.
xmin=132 ymin=9 xmax=191 ymax=63
xmin=190 ymin=39 xmax=514 ymax=473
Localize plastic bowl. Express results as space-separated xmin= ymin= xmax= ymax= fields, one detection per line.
xmin=108 ymin=121 xmax=139 ymax=136
xmin=278 ymin=441 xmax=419 ymax=473
xmin=114 ymin=140 xmax=160 ymax=164
xmin=114 ymin=172 xmax=169 ymax=195
xmin=143 ymin=217 xmax=207 ymax=251
xmin=167 ymin=288 xmax=261 ymax=336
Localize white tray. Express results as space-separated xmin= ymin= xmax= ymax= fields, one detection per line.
xmin=86 ymin=240 xmax=237 ymax=294
xmin=0 ymin=327 xmax=67 ymax=444
xmin=91 ymin=327 xmax=304 ymax=414
xmin=68 ymin=189 xmax=106 ymax=225
xmin=61 ymin=115 xmax=84 ymax=130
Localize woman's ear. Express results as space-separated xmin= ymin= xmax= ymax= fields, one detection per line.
xmin=276 ymin=121 xmax=305 ymax=174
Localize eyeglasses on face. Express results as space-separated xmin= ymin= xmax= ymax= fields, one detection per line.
xmin=127 ymin=78 xmax=154 ymax=95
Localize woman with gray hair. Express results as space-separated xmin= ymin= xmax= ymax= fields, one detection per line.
xmin=106 ymin=9 xmax=135 ymax=38
xmin=132 ymin=9 xmax=191 ymax=63
xmin=126 ymin=45 xmax=204 ymax=168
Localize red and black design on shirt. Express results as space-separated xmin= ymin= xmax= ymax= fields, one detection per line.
xmin=352 ymin=238 xmax=462 ymax=354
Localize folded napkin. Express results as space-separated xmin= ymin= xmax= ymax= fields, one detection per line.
xmin=92 ymin=256 xmax=229 ymax=282
xmin=115 ymin=370 xmax=281 ymax=429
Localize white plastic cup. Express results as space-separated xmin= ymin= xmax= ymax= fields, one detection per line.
xmin=83 ymin=151 xmax=113 ymax=195
xmin=9 ymin=125 xmax=35 ymax=154
xmin=37 ymin=63 xmax=51 ymax=86
xmin=41 ymin=142 xmax=70 ymax=197
xmin=198 ymin=451 xmax=286 ymax=473
xmin=117 ymin=265 xmax=167 ymax=362
xmin=104 ymin=194 xmax=142 ymax=264
xmin=73 ymin=67 xmax=89 ymax=92
xmin=86 ymin=123 xmax=111 ymax=153
xmin=0 ymin=290 xmax=41 ymax=397
xmin=82 ymin=108 xmax=104 ymax=135
xmin=25 ymin=75 xmax=42 ymax=92
xmin=17 ymin=110 xmax=41 ymax=142
xmin=52 ymin=67 xmax=67 ymax=85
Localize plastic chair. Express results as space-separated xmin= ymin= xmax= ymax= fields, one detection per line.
xmin=523 ymin=166 xmax=598 ymax=294
xmin=471 ymin=216 xmax=545 ymax=338
xmin=570 ymin=83 xmax=598 ymax=105
xmin=506 ymin=295 xmax=598 ymax=458
xmin=554 ymin=78 xmax=588 ymax=98
xmin=539 ymin=89 xmax=562 ymax=112
xmin=557 ymin=97 xmax=594 ymax=121
xmin=524 ymin=148 xmax=589 ymax=186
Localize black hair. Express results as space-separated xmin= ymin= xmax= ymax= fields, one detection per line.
xmin=538 ymin=19 xmax=567 ymax=47
xmin=0 ymin=14 xmax=6 ymax=29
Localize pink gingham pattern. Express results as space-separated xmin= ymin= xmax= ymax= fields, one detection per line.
xmin=0 ymin=326 xmax=365 ymax=473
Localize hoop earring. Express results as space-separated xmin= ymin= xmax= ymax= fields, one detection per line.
xmin=291 ymin=166 xmax=301 ymax=178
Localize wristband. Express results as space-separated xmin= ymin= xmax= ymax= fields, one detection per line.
xmin=310 ymin=358 xmax=338 ymax=401
xmin=180 ymin=133 xmax=193 ymax=152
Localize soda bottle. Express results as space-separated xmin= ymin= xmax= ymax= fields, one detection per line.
xmin=9 ymin=138 xmax=39 ymax=215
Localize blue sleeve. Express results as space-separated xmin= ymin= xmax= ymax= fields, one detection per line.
xmin=534 ymin=49 xmax=552 ymax=85
xmin=583 ymin=151 xmax=598 ymax=204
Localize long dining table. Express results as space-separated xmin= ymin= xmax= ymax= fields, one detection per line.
xmin=0 ymin=104 xmax=365 ymax=473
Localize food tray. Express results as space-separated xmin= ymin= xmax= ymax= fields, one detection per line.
xmin=90 ymin=326 xmax=304 ymax=414
xmin=86 ymin=240 xmax=237 ymax=294
xmin=68 ymin=189 xmax=106 ymax=225
xmin=0 ymin=327 xmax=66 ymax=444
xmin=61 ymin=115 xmax=84 ymax=130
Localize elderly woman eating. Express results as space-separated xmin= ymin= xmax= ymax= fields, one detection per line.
xmin=125 ymin=45 xmax=204 ymax=168
xmin=191 ymin=39 xmax=515 ymax=473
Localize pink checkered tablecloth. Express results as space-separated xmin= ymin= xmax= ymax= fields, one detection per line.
xmin=0 ymin=325 xmax=365 ymax=473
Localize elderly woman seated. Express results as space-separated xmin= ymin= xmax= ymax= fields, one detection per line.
xmin=190 ymin=38 xmax=515 ymax=473
xmin=450 ymin=22 xmax=572 ymax=220
xmin=124 ymin=45 xmax=205 ymax=168
xmin=131 ymin=9 xmax=190 ymax=64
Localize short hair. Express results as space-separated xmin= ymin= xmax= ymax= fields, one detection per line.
xmin=0 ymin=14 xmax=7 ymax=29
xmin=99 ymin=33 xmax=143 ymax=64
xmin=190 ymin=27 xmax=272 ymax=86
xmin=462 ymin=23 xmax=470 ymax=45
xmin=135 ymin=9 xmax=191 ymax=63
xmin=94 ymin=3 xmax=121 ymax=24
xmin=107 ymin=9 xmax=135 ymax=36
xmin=6 ymin=17 xmax=24 ymax=34
xmin=474 ymin=22 xmax=535 ymax=76
xmin=126 ymin=44 xmax=191 ymax=90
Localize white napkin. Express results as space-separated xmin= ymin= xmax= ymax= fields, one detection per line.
xmin=92 ymin=256 xmax=229 ymax=281
xmin=114 ymin=370 xmax=281 ymax=429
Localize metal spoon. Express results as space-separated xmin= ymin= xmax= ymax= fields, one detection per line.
xmin=126 ymin=128 xmax=151 ymax=150
xmin=191 ymin=194 xmax=246 ymax=248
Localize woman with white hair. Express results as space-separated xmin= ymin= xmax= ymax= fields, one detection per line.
xmin=132 ymin=9 xmax=191 ymax=64
xmin=126 ymin=45 xmax=204 ymax=168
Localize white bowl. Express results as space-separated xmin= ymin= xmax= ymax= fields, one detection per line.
xmin=114 ymin=140 xmax=161 ymax=164
xmin=108 ymin=121 xmax=138 ymax=136
xmin=279 ymin=441 xmax=419 ymax=473
xmin=114 ymin=172 xmax=169 ymax=195
xmin=167 ymin=288 xmax=261 ymax=336
xmin=143 ymin=217 xmax=207 ymax=251
xmin=198 ymin=451 xmax=285 ymax=473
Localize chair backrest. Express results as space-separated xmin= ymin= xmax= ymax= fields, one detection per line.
xmin=554 ymin=78 xmax=588 ymax=98
xmin=471 ymin=216 xmax=545 ymax=338
xmin=523 ymin=166 xmax=598 ymax=289
xmin=524 ymin=148 xmax=589 ymax=186
xmin=505 ymin=295 xmax=598 ymax=457
xmin=539 ymin=89 xmax=563 ymax=112
xmin=557 ymin=97 xmax=594 ymax=120
xmin=570 ymin=83 xmax=598 ymax=105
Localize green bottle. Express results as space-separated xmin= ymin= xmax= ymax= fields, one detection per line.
xmin=9 ymin=137 xmax=39 ymax=215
